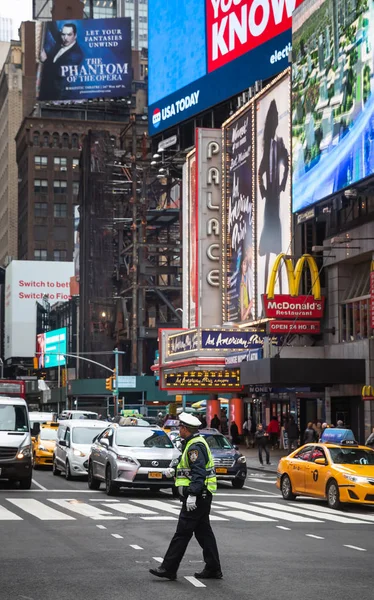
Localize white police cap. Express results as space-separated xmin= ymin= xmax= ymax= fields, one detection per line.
xmin=179 ymin=412 xmax=201 ymax=428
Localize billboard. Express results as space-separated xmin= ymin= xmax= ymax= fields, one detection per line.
xmin=4 ymin=261 xmax=74 ymax=360
xmin=222 ymin=104 xmax=254 ymax=324
xmin=36 ymin=328 xmax=67 ymax=369
xmin=36 ymin=18 xmax=132 ymax=101
xmin=183 ymin=150 xmax=198 ymax=328
xmin=148 ymin=0 xmax=303 ymax=135
xmin=256 ymin=72 xmax=291 ymax=317
xmin=292 ymin=0 xmax=374 ymax=212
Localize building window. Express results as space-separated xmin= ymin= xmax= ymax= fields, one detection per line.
xmin=72 ymin=158 xmax=79 ymax=170
xmin=53 ymin=249 xmax=67 ymax=261
xmin=72 ymin=134 xmax=79 ymax=149
xmin=62 ymin=133 xmax=69 ymax=148
xmin=34 ymin=249 xmax=47 ymax=261
xmin=54 ymin=157 xmax=68 ymax=171
xmin=43 ymin=132 xmax=50 ymax=147
xmin=54 ymin=203 xmax=67 ymax=218
xmin=54 ymin=180 xmax=68 ymax=194
xmin=33 ymin=132 xmax=40 ymax=146
xmin=34 ymin=156 xmax=48 ymax=170
xmin=340 ymin=262 xmax=371 ymax=342
xmin=34 ymin=202 xmax=48 ymax=217
xmin=34 ymin=179 xmax=48 ymax=193
xmin=72 ymin=181 xmax=79 ymax=197
xmin=53 ymin=133 xmax=60 ymax=148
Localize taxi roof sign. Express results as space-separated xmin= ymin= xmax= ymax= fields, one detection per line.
xmin=320 ymin=428 xmax=356 ymax=444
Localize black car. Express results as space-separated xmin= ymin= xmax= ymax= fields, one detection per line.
xmin=168 ymin=427 xmax=247 ymax=489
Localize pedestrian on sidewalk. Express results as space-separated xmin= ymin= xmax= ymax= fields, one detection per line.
xmin=254 ymin=423 xmax=271 ymax=466
xmin=267 ymin=416 xmax=280 ymax=450
xmin=285 ymin=416 xmax=299 ymax=453
xmin=210 ymin=414 xmax=221 ymax=430
xmin=303 ymin=422 xmax=317 ymax=444
xmin=230 ymin=420 xmax=240 ymax=445
xmin=243 ymin=416 xmax=252 ymax=448
xmin=149 ymin=412 xmax=222 ymax=582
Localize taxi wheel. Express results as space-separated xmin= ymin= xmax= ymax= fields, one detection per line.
xmin=105 ymin=465 xmax=119 ymax=496
xmin=281 ymin=474 xmax=296 ymax=500
xmin=327 ymin=480 xmax=341 ymax=509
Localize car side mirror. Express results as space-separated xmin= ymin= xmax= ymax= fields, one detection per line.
xmin=100 ymin=438 xmax=109 ymax=447
xmin=314 ymin=458 xmax=327 ymax=466
xmin=59 ymin=440 xmax=67 ymax=447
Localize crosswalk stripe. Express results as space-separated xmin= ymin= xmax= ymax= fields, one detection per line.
xmin=215 ymin=510 xmax=274 ymax=522
xmin=105 ymin=503 xmax=157 ymax=515
xmin=141 ymin=516 xmax=177 ymax=520
xmin=7 ymin=499 xmax=75 ymax=521
xmin=0 ymin=504 xmax=23 ymax=520
xmin=213 ymin=501 xmax=323 ymax=522
xmin=290 ymin=502 xmax=374 ymax=522
xmin=129 ymin=499 xmax=182 ymax=515
xmin=248 ymin=478 xmax=278 ymax=484
xmin=252 ymin=502 xmax=370 ymax=524
xmin=49 ymin=499 xmax=126 ymax=520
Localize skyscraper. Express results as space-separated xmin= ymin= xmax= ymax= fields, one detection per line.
xmin=0 ymin=17 xmax=13 ymax=42
xmin=117 ymin=0 xmax=148 ymax=50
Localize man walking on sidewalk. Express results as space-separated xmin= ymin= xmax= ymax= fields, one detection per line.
xmin=255 ymin=423 xmax=271 ymax=466
xmin=149 ymin=412 xmax=222 ymax=581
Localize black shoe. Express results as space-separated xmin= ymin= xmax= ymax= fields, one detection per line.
xmin=149 ymin=567 xmax=177 ymax=581
xmin=194 ymin=569 xmax=223 ymax=579
xmin=266 ymin=462 xmax=271 ymax=465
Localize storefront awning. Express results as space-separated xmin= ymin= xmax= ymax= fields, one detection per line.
xmin=240 ymin=358 xmax=365 ymax=387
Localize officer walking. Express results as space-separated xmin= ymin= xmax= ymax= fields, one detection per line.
xmin=149 ymin=412 xmax=222 ymax=581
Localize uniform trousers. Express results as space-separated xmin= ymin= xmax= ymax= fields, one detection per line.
xmin=162 ymin=492 xmax=221 ymax=574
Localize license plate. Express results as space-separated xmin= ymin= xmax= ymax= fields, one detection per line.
xmin=148 ymin=471 xmax=162 ymax=479
xmin=216 ymin=467 xmax=227 ymax=474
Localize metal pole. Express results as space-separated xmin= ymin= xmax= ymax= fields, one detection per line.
xmin=114 ymin=347 xmax=119 ymax=416
xmin=131 ymin=115 xmax=138 ymax=375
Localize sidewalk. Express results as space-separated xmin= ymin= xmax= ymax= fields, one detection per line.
xmin=238 ymin=446 xmax=289 ymax=474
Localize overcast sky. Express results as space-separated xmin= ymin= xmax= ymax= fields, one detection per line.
xmin=0 ymin=0 xmax=33 ymax=39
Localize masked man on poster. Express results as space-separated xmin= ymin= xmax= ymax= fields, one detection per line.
xmin=149 ymin=413 xmax=222 ymax=581
xmin=258 ymin=99 xmax=289 ymax=296
xmin=39 ymin=22 xmax=84 ymax=101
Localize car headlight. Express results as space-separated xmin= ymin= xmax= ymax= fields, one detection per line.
xmin=116 ymin=455 xmax=137 ymax=464
xmin=237 ymin=456 xmax=247 ymax=464
xmin=170 ymin=457 xmax=180 ymax=468
xmin=17 ymin=445 xmax=32 ymax=459
xmin=73 ymin=449 xmax=85 ymax=457
xmin=343 ymin=474 xmax=369 ymax=484
xmin=38 ymin=445 xmax=46 ymax=451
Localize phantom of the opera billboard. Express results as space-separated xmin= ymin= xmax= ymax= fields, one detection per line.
xmin=36 ymin=18 xmax=132 ymax=101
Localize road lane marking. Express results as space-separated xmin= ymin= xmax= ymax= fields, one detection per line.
xmin=7 ymin=499 xmax=75 ymax=520
xmin=184 ymin=576 xmax=206 ymax=588
xmin=49 ymin=499 xmax=126 ymax=520
xmin=91 ymin=499 xmax=120 ymax=502
xmin=152 ymin=557 xmax=163 ymax=563
xmin=253 ymin=502 xmax=370 ymax=524
xmin=306 ymin=534 xmax=324 ymax=540
xmin=215 ymin=510 xmax=274 ymax=522
xmin=129 ymin=499 xmax=181 ymax=515
xmin=105 ymin=503 xmax=157 ymax=515
xmin=96 ymin=525 xmax=106 ymax=529
xmin=213 ymin=500 xmax=323 ymax=523
xmin=111 ymin=534 xmax=123 ymax=539
xmin=290 ymin=502 xmax=374 ymax=522
xmin=0 ymin=504 xmax=23 ymax=520
xmin=344 ymin=545 xmax=366 ymax=552
xmin=130 ymin=545 xmax=143 ymax=550
xmin=242 ymin=485 xmax=279 ymax=496
xmin=32 ymin=479 xmax=47 ymax=491
xmin=276 ymin=526 xmax=291 ymax=530
xmin=247 ymin=478 xmax=278 ymax=484
xmin=141 ymin=516 xmax=177 ymax=520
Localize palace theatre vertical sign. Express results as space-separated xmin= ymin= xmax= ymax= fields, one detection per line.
xmin=183 ymin=129 xmax=222 ymax=328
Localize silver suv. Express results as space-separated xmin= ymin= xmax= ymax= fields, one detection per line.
xmin=88 ymin=423 xmax=180 ymax=495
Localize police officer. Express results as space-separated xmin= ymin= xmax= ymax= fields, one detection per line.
xmin=149 ymin=412 xmax=222 ymax=581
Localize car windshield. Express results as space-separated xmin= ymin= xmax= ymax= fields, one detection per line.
xmin=203 ymin=434 xmax=233 ymax=450
xmin=40 ymin=428 xmax=58 ymax=441
xmin=330 ymin=447 xmax=374 ymax=465
xmin=116 ymin=428 xmax=173 ymax=448
xmin=0 ymin=404 xmax=28 ymax=432
xmin=71 ymin=413 xmax=98 ymax=420
xmin=72 ymin=427 xmax=106 ymax=444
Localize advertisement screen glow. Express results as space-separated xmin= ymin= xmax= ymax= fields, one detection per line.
xmin=292 ymin=0 xmax=374 ymax=212
xmin=37 ymin=328 xmax=67 ymax=369
xmin=149 ymin=0 xmax=303 ymax=135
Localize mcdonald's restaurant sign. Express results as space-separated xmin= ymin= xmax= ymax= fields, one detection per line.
xmin=263 ymin=254 xmax=325 ymax=321
xmin=362 ymin=385 xmax=374 ymax=401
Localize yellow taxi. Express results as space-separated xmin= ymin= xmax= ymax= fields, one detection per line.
xmin=277 ymin=429 xmax=374 ymax=509
xmin=32 ymin=422 xmax=59 ymax=469
xmin=163 ymin=419 xmax=180 ymax=434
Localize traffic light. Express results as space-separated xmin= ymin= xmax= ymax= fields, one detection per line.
xmin=105 ymin=376 xmax=113 ymax=391
xmin=33 ymin=357 xmax=39 ymax=369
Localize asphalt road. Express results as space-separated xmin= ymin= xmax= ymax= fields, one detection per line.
xmin=0 ymin=469 xmax=373 ymax=600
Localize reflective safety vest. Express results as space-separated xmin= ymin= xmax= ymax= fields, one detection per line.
xmin=175 ymin=435 xmax=217 ymax=494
